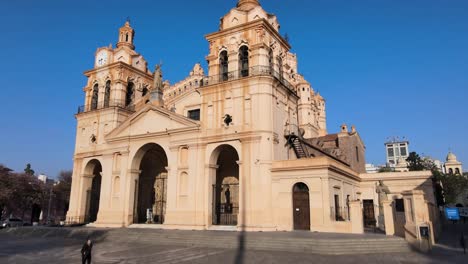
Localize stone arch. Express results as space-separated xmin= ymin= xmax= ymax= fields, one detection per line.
xmin=131 ymin=143 xmax=168 ymax=224
xmin=219 ymin=50 xmax=229 ymax=81
xmin=239 ymin=44 xmax=249 ymax=77
xmin=91 ymin=83 xmax=99 ymax=110
xmin=210 ymin=144 xmax=240 ymax=226
xmin=104 ymin=80 xmax=111 ymax=107
xmin=83 ymin=159 xmax=102 ymax=223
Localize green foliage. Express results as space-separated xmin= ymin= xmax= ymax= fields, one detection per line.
xmin=24 ymin=163 xmax=35 ymax=176
xmin=0 ymin=166 xmax=45 ymax=219
xmin=53 ymin=170 xmax=73 ymax=218
xmin=434 ymin=172 xmax=468 ymax=205
xmin=0 ymin=164 xmax=73 ymax=221
xmin=406 ymin=152 xmax=426 ymax=171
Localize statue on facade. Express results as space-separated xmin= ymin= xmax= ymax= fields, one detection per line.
xmin=376 ymin=180 xmax=390 ymax=206
xmin=153 ymin=64 xmax=163 ymax=91
xmin=225 ymin=186 xmax=232 ymax=213
xmin=376 ymin=180 xmax=390 ymax=230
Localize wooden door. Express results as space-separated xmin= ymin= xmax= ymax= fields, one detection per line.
xmin=293 ymin=183 xmax=311 ymax=230
xmin=363 ymin=200 xmax=376 ymax=228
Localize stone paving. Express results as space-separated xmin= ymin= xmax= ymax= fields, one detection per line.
xmin=0 ymin=232 xmax=467 ymax=264
xmin=0 ymin=224 xmax=468 ymax=264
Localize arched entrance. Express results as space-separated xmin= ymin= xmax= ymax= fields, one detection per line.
xmin=293 ymin=182 xmax=310 ymax=230
xmin=84 ymin=160 xmax=102 ymax=223
xmin=212 ymin=145 xmax=239 ymax=226
xmin=133 ymin=143 xmax=168 ymax=224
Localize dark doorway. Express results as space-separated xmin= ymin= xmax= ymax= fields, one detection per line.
xmin=87 ymin=161 xmax=102 ymax=223
xmin=293 ymin=183 xmax=310 ymax=230
xmin=363 ymin=199 xmax=376 ymax=228
xmin=135 ymin=144 xmax=168 ymax=224
xmin=212 ymin=145 xmax=239 ymax=226
xmin=31 ymin=204 xmax=41 ymax=223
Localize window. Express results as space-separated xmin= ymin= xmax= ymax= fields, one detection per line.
xmin=125 ymin=82 xmax=134 ymax=107
xmin=395 ymin=199 xmax=405 ymax=212
xmin=239 ymin=46 xmax=249 ymax=77
xmin=104 ymin=81 xmax=111 ymax=108
xmin=387 ymin=148 xmax=394 ymax=157
xmin=142 ymin=87 xmax=148 ymax=97
xmin=400 ymin=147 xmax=407 ymax=156
xmin=188 ymin=109 xmax=200 ymax=121
xmin=455 ymin=168 xmax=460 ymax=175
xmin=220 ymin=51 xmax=229 ymax=81
xmin=449 ymin=168 xmax=453 ymax=174
xmin=91 ymin=84 xmax=99 ymax=110
xmin=356 ymin=146 xmax=359 ymax=162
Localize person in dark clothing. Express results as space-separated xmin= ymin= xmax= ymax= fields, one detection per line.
xmin=81 ymin=239 xmax=93 ymax=264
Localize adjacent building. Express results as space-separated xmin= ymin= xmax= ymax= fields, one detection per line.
xmin=385 ymin=139 xmax=409 ymax=167
xmin=444 ymin=152 xmax=463 ymax=175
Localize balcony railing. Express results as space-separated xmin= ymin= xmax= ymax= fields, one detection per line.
xmin=78 ymin=66 xmax=298 ymax=114
xmin=200 ymin=66 xmax=297 ymax=95
xmin=77 ymin=100 xmax=135 ymax=114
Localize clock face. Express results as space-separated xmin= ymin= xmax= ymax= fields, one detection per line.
xmin=96 ymin=51 xmax=108 ymax=67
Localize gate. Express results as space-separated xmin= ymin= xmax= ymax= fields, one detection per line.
xmin=363 ymin=200 xmax=376 ymax=228
xmin=153 ymin=173 xmax=167 ymax=224
xmin=212 ymin=183 xmax=239 ymax=226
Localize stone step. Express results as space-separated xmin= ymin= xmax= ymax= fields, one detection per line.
xmin=1 ymin=227 xmax=412 ymax=255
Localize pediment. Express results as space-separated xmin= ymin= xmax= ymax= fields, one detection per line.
xmin=106 ymin=105 xmax=199 ymax=140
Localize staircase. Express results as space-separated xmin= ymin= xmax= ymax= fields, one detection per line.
xmin=288 ymin=135 xmax=308 ymax=159
xmin=2 ymin=227 xmax=412 ymax=255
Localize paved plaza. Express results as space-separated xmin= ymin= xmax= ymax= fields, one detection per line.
xmin=1 ymin=226 xmax=467 ymax=264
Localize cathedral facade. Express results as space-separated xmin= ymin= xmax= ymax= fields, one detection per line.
xmin=67 ymin=0 xmax=438 ymax=239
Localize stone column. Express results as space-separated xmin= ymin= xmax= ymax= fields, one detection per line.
xmin=349 ymin=201 xmax=363 ymax=234
xmin=382 ymin=200 xmax=395 ymax=236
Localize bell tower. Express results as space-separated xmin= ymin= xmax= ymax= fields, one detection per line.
xmin=117 ymin=20 xmax=135 ymax=50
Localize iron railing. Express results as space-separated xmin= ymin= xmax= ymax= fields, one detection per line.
xmin=78 ymin=66 xmax=297 ymax=114
xmin=77 ymin=100 xmax=135 ymax=114
xmin=330 ymin=206 xmax=350 ymax=222
xmin=200 ymin=66 xmax=297 ymax=95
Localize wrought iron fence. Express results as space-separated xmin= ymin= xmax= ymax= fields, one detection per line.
xmin=200 ymin=66 xmax=297 ymax=95
xmin=64 ymin=216 xmax=87 ymax=226
xmin=212 ymin=183 xmax=239 ymax=226
xmin=77 ymin=100 xmax=135 ymax=114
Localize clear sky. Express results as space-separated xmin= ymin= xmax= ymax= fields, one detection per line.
xmin=1 ymin=0 xmax=467 ymax=177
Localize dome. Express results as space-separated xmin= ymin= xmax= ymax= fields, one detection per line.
xmin=446 ymin=152 xmax=457 ymax=162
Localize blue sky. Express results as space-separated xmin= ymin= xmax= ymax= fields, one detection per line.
xmin=0 ymin=0 xmax=467 ymax=177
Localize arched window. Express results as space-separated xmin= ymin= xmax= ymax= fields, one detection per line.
xmin=455 ymin=168 xmax=460 ymax=175
xmin=104 ymin=81 xmax=111 ymax=108
xmin=449 ymin=168 xmax=454 ymax=174
xmin=142 ymin=87 xmax=148 ymax=97
xmin=239 ymin=46 xmax=249 ymax=77
xmin=125 ymin=82 xmax=134 ymax=107
xmin=91 ymin=84 xmax=99 ymax=110
xmin=125 ymin=33 xmax=129 ymax=42
xmin=219 ymin=50 xmax=229 ymax=81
